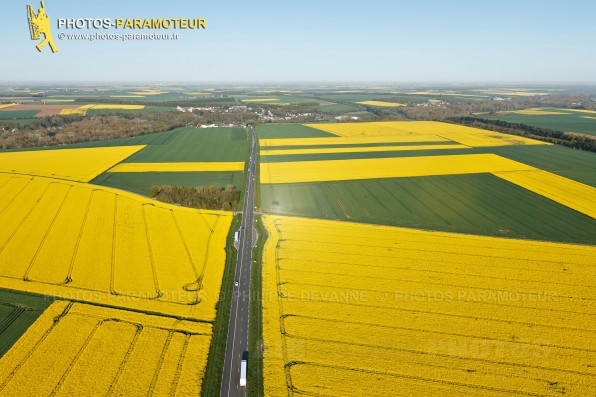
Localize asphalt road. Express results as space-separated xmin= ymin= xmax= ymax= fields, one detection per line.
xmin=221 ymin=125 xmax=257 ymax=397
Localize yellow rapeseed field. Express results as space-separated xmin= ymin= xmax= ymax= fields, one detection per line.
xmin=0 ymin=145 xmax=145 ymax=182
xmin=88 ymin=104 xmax=145 ymax=110
xmin=260 ymin=153 xmax=536 ymax=184
xmin=582 ymin=116 xmax=596 ymax=120
xmin=260 ymin=144 xmax=468 ymax=156
xmin=0 ymin=301 xmax=211 ymax=396
xmin=305 ymin=121 xmax=417 ymax=137
xmin=261 ymin=214 xmax=596 ymax=396
xmin=564 ymin=109 xmax=596 ymax=115
xmin=405 ymin=91 xmax=480 ymax=97
xmin=128 ymin=90 xmax=167 ymax=95
xmin=305 ymin=121 xmax=548 ymax=146
xmin=356 ymin=101 xmax=407 ymax=107
xmin=505 ymin=108 xmax=571 ymax=115
xmin=60 ymin=104 xmax=145 ymax=116
xmin=0 ymin=173 xmax=232 ymax=321
xmin=494 ymin=170 xmax=596 ymax=219
xmin=108 ymin=161 xmax=245 ymax=173
xmin=480 ymin=90 xmax=550 ymax=97
xmin=260 ymin=135 xmax=450 ymax=147
xmin=0 ymin=104 xmax=17 ymax=109
xmin=241 ymin=98 xmax=280 ymax=102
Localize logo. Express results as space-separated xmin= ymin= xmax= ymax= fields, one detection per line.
xmin=27 ymin=1 xmax=59 ymax=53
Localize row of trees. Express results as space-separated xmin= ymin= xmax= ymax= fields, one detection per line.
xmin=450 ymin=117 xmax=596 ymax=152
xmin=0 ymin=111 xmax=196 ymax=149
xmin=149 ymin=185 xmax=240 ymax=211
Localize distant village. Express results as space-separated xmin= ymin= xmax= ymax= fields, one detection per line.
xmin=176 ymin=104 xmax=324 ymax=126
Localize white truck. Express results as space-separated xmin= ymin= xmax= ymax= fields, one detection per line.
xmin=240 ymin=358 xmax=247 ymax=387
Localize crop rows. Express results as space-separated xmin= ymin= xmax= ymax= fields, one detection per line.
xmin=493 ymin=169 xmax=596 ymax=219
xmin=0 ymin=301 xmax=211 ymax=396
xmin=260 ymin=144 xmax=467 ymax=156
xmin=0 ymin=173 xmax=231 ymax=321
xmin=260 ymin=153 xmax=536 ymax=184
xmin=305 ymin=121 xmax=548 ymax=146
xmin=261 ymin=215 xmax=596 ymax=396
xmin=108 ymin=161 xmax=245 ymax=173
xmin=485 ymin=108 xmax=596 ymax=136
xmin=0 ymin=146 xmax=145 ymax=182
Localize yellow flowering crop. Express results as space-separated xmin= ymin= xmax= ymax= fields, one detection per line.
xmin=480 ymin=90 xmax=550 ymax=97
xmin=260 ymin=153 xmax=536 ymax=184
xmin=128 ymin=90 xmax=167 ymax=95
xmin=494 ymin=170 xmax=596 ymax=219
xmin=305 ymin=121 xmax=548 ymax=146
xmin=0 ymin=104 xmax=17 ymax=109
xmin=505 ymin=108 xmax=571 ymax=115
xmin=260 ymin=144 xmax=467 ymax=156
xmin=0 ymin=145 xmax=145 ymax=182
xmin=60 ymin=104 xmax=145 ymax=115
xmin=59 ymin=108 xmax=86 ymax=115
xmin=260 ymin=134 xmax=450 ymax=147
xmin=356 ymin=101 xmax=407 ymax=107
xmin=108 ymin=161 xmax=245 ymax=172
xmin=241 ymin=98 xmax=280 ymax=102
xmin=261 ymin=214 xmax=596 ymax=396
xmin=0 ymin=301 xmax=211 ymax=396
xmin=564 ymin=109 xmax=596 ymax=115
xmin=0 ymin=173 xmax=232 ymax=321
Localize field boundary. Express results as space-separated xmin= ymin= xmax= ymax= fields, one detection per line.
xmin=248 ymin=215 xmax=267 ymax=397
xmin=201 ymin=214 xmax=241 ymax=397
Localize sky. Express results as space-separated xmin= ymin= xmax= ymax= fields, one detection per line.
xmin=1 ymin=0 xmax=595 ymax=83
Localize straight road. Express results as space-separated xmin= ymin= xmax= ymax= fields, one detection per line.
xmin=221 ymin=125 xmax=257 ymax=397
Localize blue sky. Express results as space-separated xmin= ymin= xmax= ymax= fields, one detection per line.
xmin=1 ymin=0 xmax=595 ymax=82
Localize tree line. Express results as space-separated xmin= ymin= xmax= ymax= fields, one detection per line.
xmin=149 ymin=184 xmax=240 ymax=211
xmin=449 ymin=117 xmax=596 ymax=152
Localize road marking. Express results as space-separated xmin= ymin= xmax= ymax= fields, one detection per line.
xmin=223 ymin=127 xmax=257 ymax=397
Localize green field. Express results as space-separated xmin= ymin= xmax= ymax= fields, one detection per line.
xmin=485 ymin=109 xmax=596 ymax=136
xmin=0 ymin=110 xmax=40 ymax=119
xmin=124 ymin=127 xmax=247 ymax=162
xmin=92 ymin=171 xmax=245 ymax=196
xmin=237 ymin=95 xmax=320 ymax=105
xmin=317 ymin=103 xmax=360 ymax=113
xmin=259 ymin=135 xmax=596 ymax=244
xmin=260 ymin=147 xmax=478 ymax=163
xmin=88 ymin=126 xmax=247 ymax=196
xmin=0 ymin=289 xmax=52 ymax=358
xmin=44 ymin=91 xmax=234 ymax=104
xmin=1 ymin=125 xmax=243 ymax=158
xmin=343 ymin=110 xmax=376 ymax=118
xmin=86 ymin=105 xmax=174 ymax=115
xmin=261 ymin=173 xmax=596 ymax=244
xmin=489 ymin=145 xmax=596 ymax=187
xmin=263 ymin=140 xmax=456 ymax=150
xmin=317 ymin=93 xmax=400 ymax=102
xmin=256 ymin=123 xmax=334 ymax=139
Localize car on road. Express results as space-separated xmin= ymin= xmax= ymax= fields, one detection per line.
xmin=235 ymin=281 xmax=239 ymax=287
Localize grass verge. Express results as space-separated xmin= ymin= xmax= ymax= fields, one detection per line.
xmin=254 ymin=137 xmax=262 ymax=211
xmin=248 ymin=215 xmax=267 ymax=396
xmin=202 ymin=214 xmax=241 ymax=397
